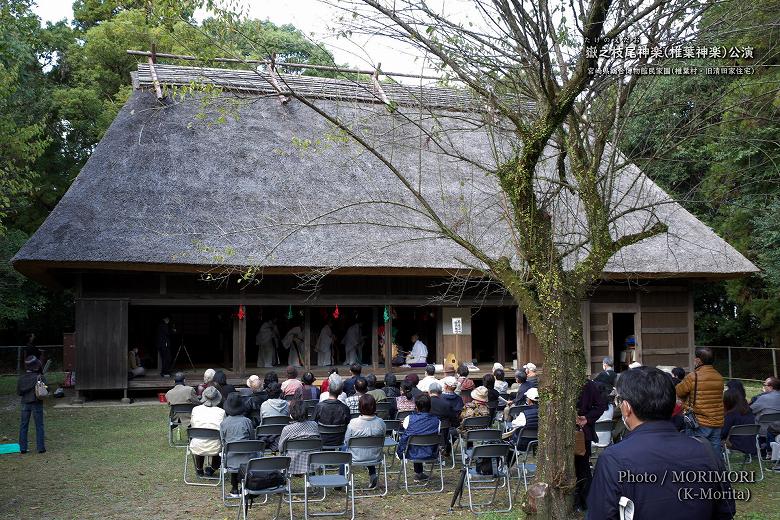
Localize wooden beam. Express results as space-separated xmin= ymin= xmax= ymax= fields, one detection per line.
xmin=371 ymin=63 xmax=391 ymax=105
xmin=268 ymin=53 xmax=290 ymax=105
xmin=304 ymin=308 xmax=311 ymax=370
xmin=371 ymin=307 xmax=379 ymax=372
xmin=146 ymin=56 xmax=164 ymax=100
xmin=642 ymin=348 xmax=691 ymax=355
xmin=641 ymin=327 xmax=690 ymax=334
xmin=516 ymin=307 xmax=525 ymax=368
xmin=385 ymin=310 xmax=393 ymax=374
xmin=607 ymin=312 xmax=615 ymax=364
xmin=238 ymin=308 xmax=246 ymax=376
xmin=591 ymin=303 xmax=639 ymax=313
xmin=687 ymin=285 xmax=695 ymax=371
xmin=635 ymin=292 xmax=643 ymax=364
xmin=496 ymin=310 xmax=506 ymax=364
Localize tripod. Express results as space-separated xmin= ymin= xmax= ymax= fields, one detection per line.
xmin=173 ymin=338 xmax=196 ymax=370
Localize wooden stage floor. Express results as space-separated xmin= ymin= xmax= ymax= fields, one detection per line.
xmin=127 ymin=363 xmax=503 ymax=392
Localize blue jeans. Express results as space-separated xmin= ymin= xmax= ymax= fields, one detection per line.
xmin=19 ymin=401 xmax=45 ymax=452
xmin=686 ymin=425 xmax=721 ymax=457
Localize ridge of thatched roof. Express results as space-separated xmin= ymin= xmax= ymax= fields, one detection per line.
xmin=12 ymin=64 xmax=758 ymax=282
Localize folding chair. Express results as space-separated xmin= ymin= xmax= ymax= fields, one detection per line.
xmin=455 ymin=416 xmax=493 ymax=459
xmin=168 ymin=403 xmax=195 ymax=447
xmin=222 ymin=440 xmax=266 ymax=506
xmin=261 ymin=416 xmax=291 ymax=426
xmin=510 ymin=427 xmax=538 ymax=491
xmin=256 ymin=424 xmax=286 ymax=454
xmin=460 ymin=428 xmax=502 ymax=466
xmin=591 ymin=419 xmax=614 ymax=460
xmin=399 ymin=434 xmax=445 ymax=495
xmin=459 ymin=443 xmax=513 ymax=514
xmin=238 ymin=456 xmax=293 ymax=520
xmin=723 ymin=423 xmax=764 ymax=482
xmin=183 ymin=427 xmax=222 ymax=487
xmin=439 ymin=418 xmax=458 ymax=469
xmin=758 ymin=412 xmax=780 ymax=453
xmin=396 ymin=410 xmax=413 ymax=423
xmin=487 ymin=404 xmax=499 ymax=428
xmin=281 ymin=438 xmax=324 ymax=503
xmin=317 ymin=424 xmax=348 ymax=450
xmin=375 ymin=401 xmax=391 ymax=419
xmin=305 ymin=400 xmax=319 ymax=419
xmin=304 ymin=451 xmax=355 ymax=520
xmin=383 ymin=419 xmax=401 ymax=474
xmin=347 ymin=435 xmax=389 ymax=498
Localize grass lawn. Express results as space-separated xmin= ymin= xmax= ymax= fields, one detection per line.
xmin=0 ymin=374 xmax=777 ymax=519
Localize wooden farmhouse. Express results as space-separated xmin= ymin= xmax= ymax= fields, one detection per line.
xmin=12 ymin=61 xmax=757 ymax=395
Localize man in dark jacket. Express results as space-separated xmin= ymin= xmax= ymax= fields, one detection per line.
xmin=594 ymin=357 xmax=617 ymax=390
xmin=587 ymin=367 xmax=736 ymax=520
xmin=382 ymin=373 xmax=400 ymax=399
xmin=17 ymin=356 xmax=46 ymax=453
xmin=575 ymin=378 xmax=608 ymax=510
xmin=440 ymin=376 xmax=465 ymax=425
xmin=343 ymin=363 xmax=362 ymax=396
xmin=313 ymin=374 xmax=350 ymax=447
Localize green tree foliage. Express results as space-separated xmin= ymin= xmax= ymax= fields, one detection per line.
xmin=620 ymin=1 xmax=780 ymax=347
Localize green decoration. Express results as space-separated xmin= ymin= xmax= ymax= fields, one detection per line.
xmin=383 ymin=305 xmax=390 ymax=323
xmin=287 ymin=305 xmax=293 ymax=320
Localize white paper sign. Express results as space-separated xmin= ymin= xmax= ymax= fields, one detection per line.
xmin=452 ymin=317 xmax=463 ymax=335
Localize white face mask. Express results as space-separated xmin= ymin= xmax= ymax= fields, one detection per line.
xmin=622 ymin=414 xmax=630 ymax=431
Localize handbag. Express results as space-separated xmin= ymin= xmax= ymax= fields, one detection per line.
xmin=35 ymin=376 xmax=48 ymax=399
xmin=574 ymin=428 xmax=586 ymax=456
xmin=241 ymin=467 xmax=285 ymax=491
xmin=682 ymin=372 xmax=699 ymax=430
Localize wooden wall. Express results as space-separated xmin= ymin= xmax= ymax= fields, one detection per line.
xmin=75 ymin=299 xmax=129 ymax=390
xmin=639 ymin=287 xmax=693 ymax=369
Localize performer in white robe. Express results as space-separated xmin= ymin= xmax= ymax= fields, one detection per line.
xmin=282 ymin=325 xmax=304 ymax=367
xmin=342 ymin=322 xmax=363 ymax=365
xmin=406 ymin=333 xmax=428 ymax=364
xmin=316 ymin=322 xmax=335 ymax=366
xmin=256 ymin=319 xmax=280 ymax=368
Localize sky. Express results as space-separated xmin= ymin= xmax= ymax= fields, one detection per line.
xmin=30 ymin=0 xmax=435 ymax=77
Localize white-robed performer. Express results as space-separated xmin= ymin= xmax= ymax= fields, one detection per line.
xmin=406 ymin=333 xmax=428 ymax=364
xmin=342 ymin=322 xmax=363 ymax=365
xmin=256 ymin=318 xmax=280 ymax=368
xmin=282 ymin=324 xmax=304 ymax=367
xmin=316 ymin=320 xmax=336 ymax=366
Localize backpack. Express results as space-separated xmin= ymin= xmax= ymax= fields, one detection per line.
xmin=35 ymin=377 xmax=48 ymax=399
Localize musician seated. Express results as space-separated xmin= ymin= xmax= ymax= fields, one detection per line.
xmin=406 ymin=333 xmax=428 ymax=365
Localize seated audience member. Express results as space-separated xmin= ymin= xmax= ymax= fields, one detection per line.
xmin=482 ymin=374 xmax=500 ymax=407
xmin=509 ymin=370 xmax=525 ymax=394
xmin=721 ymin=387 xmax=757 ymax=456
xmin=383 ymin=373 xmax=400 ymax=399
xmin=313 ymin=373 xmax=351 ymax=447
xmin=165 ymin=372 xmax=198 ymax=405
xmin=751 ymin=376 xmax=780 ymax=445
xmin=244 ymin=375 xmax=267 ymax=426
xmin=429 ymin=382 xmax=459 ymax=425
xmin=189 ymin=386 xmax=225 ymax=477
xmin=505 ymin=388 xmax=539 ymax=449
xmin=365 ymin=374 xmax=386 ymax=402
xmin=196 ymin=368 xmax=215 ymax=397
xmin=344 ymin=394 xmax=386 ymax=489
xmin=493 ymin=367 xmax=509 ymax=394
xmin=458 ymin=386 xmax=491 ymax=433
xmin=459 ymin=377 xmax=475 ymax=405
xmin=671 ymin=366 xmax=686 ymax=387
xmin=344 ymin=363 xmax=362 ymax=396
xmin=417 ymin=364 xmax=439 ymax=393
xmin=440 ymin=376 xmax=464 ymax=425
xmin=260 ymin=382 xmax=289 ymax=420
xmin=406 ymin=333 xmax=428 ymax=365
xmin=405 ymin=374 xmax=423 ymax=399
xmin=396 ymin=380 xmax=418 ymax=414
xmin=279 ymin=399 xmax=320 ymax=475
xmin=345 ymin=377 xmax=368 ymax=415
xmin=321 ymin=367 xmax=337 ymax=394
xmin=128 ymin=347 xmax=145 ymax=378
xmin=396 ymin=394 xmax=440 ymax=481
xmin=301 ymin=371 xmax=320 ymax=400
xmin=455 ymin=364 xmax=470 ymax=395
xmin=523 ymin=363 xmax=539 ymax=388
xmin=211 ymin=370 xmax=236 ymax=405
xmin=281 ymin=365 xmax=304 ymax=397
xmin=220 ymin=392 xmax=256 ymax=496
xmin=587 ymin=367 xmax=735 ymax=519
xmin=726 ymin=379 xmax=747 ymax=401
xmin=264 ymin=370 xmax=279 ymax=389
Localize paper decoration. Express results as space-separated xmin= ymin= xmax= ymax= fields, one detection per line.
xmin=333 ymin=305 xmax=340 ymax=319
xmin=383 ymin=306 xmax=390 ymax=323
xmin=237 ymin=305 xmax=246 ymax=321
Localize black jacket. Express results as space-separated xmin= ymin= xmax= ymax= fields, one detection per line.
xmin=430 ymin=395 xmax=459 ymax=425
xmin=313 ymin=399 xmax=350 ymax=446
xmin=17 ymin=372 xmax=42 ymax=404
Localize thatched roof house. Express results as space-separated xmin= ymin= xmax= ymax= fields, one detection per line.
xmin=12 ymin=63 xmax=757 ymax=393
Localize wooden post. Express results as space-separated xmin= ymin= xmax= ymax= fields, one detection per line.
xmin=688 ymin=285 xmax=695 ymax=371
xmin=634 ymin=292 xmax=642 ymax=365
xmin=238 ymin=309 xmax=246 ymax=376
xmin=385 ymin=310 xmax=393 ymax=374
xmin=607 ymin=312 xmax=615 ymax=365
xmin=496 ymin=310 xmax=506 ymax=365
xmin=436 ymin=306 xmax=444 ymax=366
xmin=371 ymin=307 xmax=379 ymax=372
xmin=304 ymin=308 xmax=311 ymax=370
xmin=516 ymin=307 xmax=525 ymax=369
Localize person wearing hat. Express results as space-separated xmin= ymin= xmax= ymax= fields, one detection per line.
xmin=17 ymin=356 xmax=46 ymax=454
xmin=189 ymin=386 xmax=225 ymax=477
xmin=504 ymin=388 xmax=540 ymax=449
xmin=523 ymin=363 xmax=539 ymax=388
xmin=458 ymin=386 xmax=491 ymax=434
xmin=220 ymin=392 xmax=256 ymax=496
xmin=459 ymin=376 xmax=476 ymax=405
xmin=165 ymin=372 xmax=198 ymax=405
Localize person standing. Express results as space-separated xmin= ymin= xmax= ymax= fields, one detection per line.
xmin=316 ymin=319 xmax=336 ymax=367
xmin=256 ymin=318 xmax=280 ymax=368
xmin=676 ymin=347 xmax=725 ymax=454
xmin=342 ymin=321 xmax=364 ymax=366
xmin=575 ymin=378 xmax=607 ymax=511
xmin=156 ymin=317 xmax=175 ymax=377
xmin=18 ymin=356 xmax=46 ymax=454
xmin=593 ymin=357 xmax=617 ymax=390
xmin=281 ymin=323 xmax=304 ymax=367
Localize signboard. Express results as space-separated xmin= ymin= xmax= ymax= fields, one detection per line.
xmin=452 ymin=317 xmax=463 ymax=335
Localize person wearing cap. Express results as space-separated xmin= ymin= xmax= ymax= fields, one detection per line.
xmin=281 ymin=366 xmax=304 ymax=397
xmin=504 ymin=387 xmax=540 ymax=449
xmin=17 ymin=356 xmax=46 ymax=454
xmin=594 ymin=357 xmax=617 ymax=390
xmin=189 ymin=386 xmax=225 ymax=477
xmin=523 ymin=363 xmax=539 ymax=388
xmin=458 ymin=386 xmax=491 ymax=433
xmin=165 ymin=372 xmax=198 ymax=405
xmin=440 ymin=376 xmax=464 ymax=424
xmin=220 ymin=392 xmax=256 ymax=496
xmin=492 ymin=364 xmax=509 ymax=394
xmin=459 ymin=376 xmax=476 ymax=405
xmin=417 ymin=364 xmax=439 ymax=393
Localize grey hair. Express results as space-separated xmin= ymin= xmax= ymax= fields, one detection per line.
xmin=428 ymin=381 xmax=442 ymax=395
xmin=246 ymin=374 xmax=262 ymax=390
xmin=329 ymin=373 xmax=344 ymax=395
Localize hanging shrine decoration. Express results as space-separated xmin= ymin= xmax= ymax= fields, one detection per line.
xmin=287 ymin=305 xmax=294 ymax=320
xmin=383 ymin=305 xmax=390 ymax=323
xmin=332 ymin=305 xmax=340 ymax=319
xmin=237 ymin=305 xmax=246 ymax=321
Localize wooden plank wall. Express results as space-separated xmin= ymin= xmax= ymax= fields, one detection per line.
xmin=639 ymin=287 xmax=692 ymax=369
xmin=75 ymin=299 xmax=129 ymax=390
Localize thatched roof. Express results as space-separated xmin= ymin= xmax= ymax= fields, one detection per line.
xmin=13 ymin=64 xmax=757 ymax=282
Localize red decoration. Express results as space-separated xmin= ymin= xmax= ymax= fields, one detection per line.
xmin=333 ymin=305 xmax=340 ymax=319
xmin=237 ymin=305 xmax=246 ymax=321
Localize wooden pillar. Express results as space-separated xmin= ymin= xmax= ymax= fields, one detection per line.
xmin=233 ymin=309 xmax=246 ymax=375
xmin=436 ymin=306 xmax=444 ymax=366
xmin=687 ymin=285 xmax=695 ymax=371
xmin=371 ymin=307 xmax=379 ymax=372
xmin=385 ymin=310 xmax=393 ymax=374
xmin=516 ymin=306 xmax=525 ymax=368
xmin=304 ymin=308 xmax=311 ymax=370
xmin=634 ymin=292 xmax=643 ymax=365
xmin=496 ymin=310 xmax=506 ymax=364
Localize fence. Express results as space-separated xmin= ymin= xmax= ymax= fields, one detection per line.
xmin=707 ymin=346 xmax=779 ymax=382
xmin=0 ymin=345 xmax=65 ymax=375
